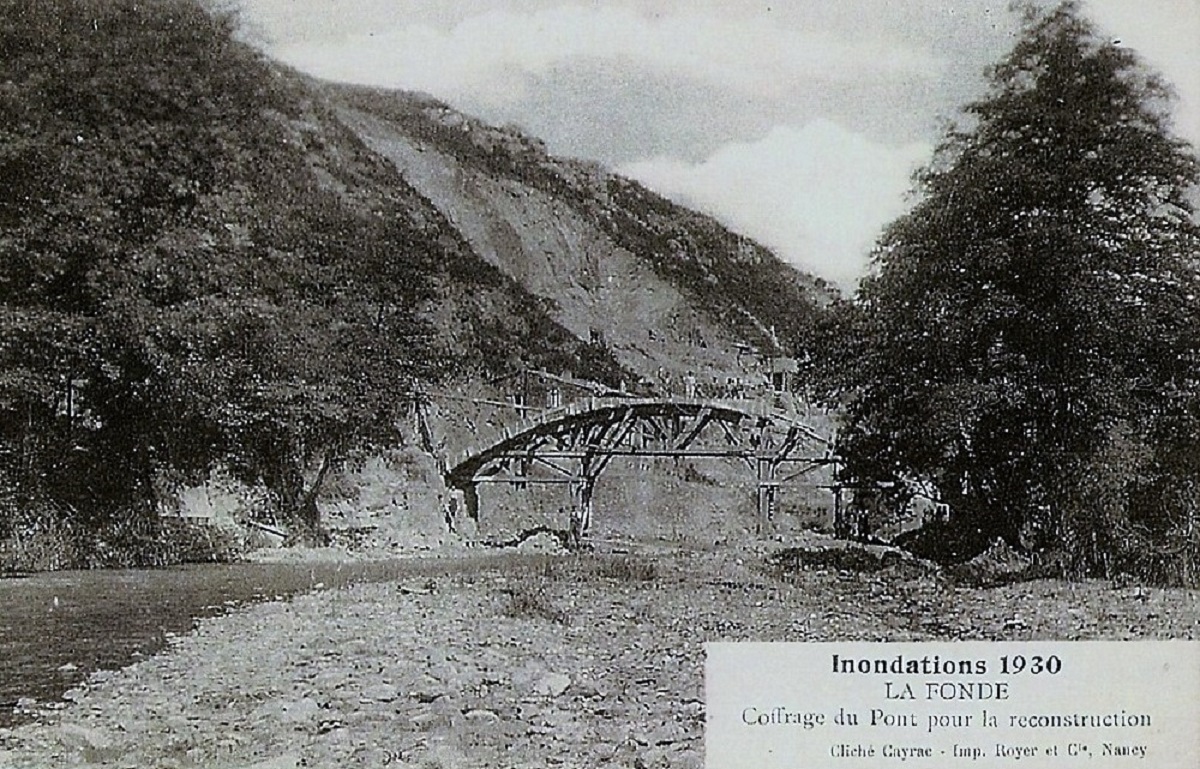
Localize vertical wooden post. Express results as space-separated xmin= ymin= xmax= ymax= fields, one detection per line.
xmin=833 ymin=484 xmax=847 ymax=539
xmin=569 ymin=453 xmax=598 ymax=547
xmin=568 ymin=476 xmax=594 ymax=547
xmin=516 ymin=455 xmax=528 ymax=491
xmin=756 ymin=457 xmax=776 ymax=535
xmin=463 ymin=483 xmax=480 ymax=522
xmin=830 ymin=454 xmax=847 ymax=539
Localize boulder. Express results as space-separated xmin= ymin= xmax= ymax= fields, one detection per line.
xmin=361 ymin=682 xmax=401 ymax=703
xmin=533 ymin=673 xmax=571 ymax=697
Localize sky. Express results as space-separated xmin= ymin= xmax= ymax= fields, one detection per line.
xmin=236 ymin=0 xmax=1200 ymax=289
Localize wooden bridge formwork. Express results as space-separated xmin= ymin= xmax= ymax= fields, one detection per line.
xmin=443 ymin=398 xmax=836 ymax=543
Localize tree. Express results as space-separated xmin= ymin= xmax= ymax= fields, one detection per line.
xmin=826 ymin=2 xmax=1200 ymax=579
xmin=0 ymin=0 xmax=449 ymax=555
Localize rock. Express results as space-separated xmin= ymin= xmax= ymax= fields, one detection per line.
xmin=410 ymin=708 xmax=452 ymax=731
xmin=572 ymin=677 xmax=607 ymax=698
xmin=517 ymin=531 xmax=564 ymax=553
xmin=410 ymin=675 xmax=446 ymax=703
xmin=647 ymin=723 xmax=684 ymax=745
xmin=233 ymin=755 xmax=302 ymax=769
xmin=463 ymin=708 xmax=500 ymax=723
xmin=674 ymin=748 xmax=704 ymax=769
xmin=164 ymin=714 xmax=192 ymax=732
xmin=317 ymin=717 xmax=345 ymax=734
xmin=638 ymin=745 xmax=676 ymax=767
xmin=56 ymin=723 xmax=114 ymax=751
xmin=279 ymin=697 xmax=321 ymax=725
xmin=533 ymin=672 xmax=571 ymax=697
xmin=362 ymin=682 xmax=400 ymax=702
xmin=590 ymin=742 xmax=618 ymax=760
xmin=423 ymin=742 xmax=470 ymax=769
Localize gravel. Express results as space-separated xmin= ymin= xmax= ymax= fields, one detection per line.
xmin=1 ymin=550 xmax=1196 ymax=768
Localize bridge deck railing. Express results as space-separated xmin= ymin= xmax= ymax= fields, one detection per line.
xmin=446 ymin=394 xmax=825 ymax=479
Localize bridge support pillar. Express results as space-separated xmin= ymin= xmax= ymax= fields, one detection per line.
xmin=462 ymin=483 xmax=480 ymax=522
xmin=756 ymin=457 xmax=778 ymax=535
xmin=513 ymin=457 xmax=528 ymax=490
xmin=833 ymin=485 xmax=851 ymax=539
xmin=567 ymin=451 xmax=606 ymax=547
xmin=568 ymin=476 xmax=594 ymax=547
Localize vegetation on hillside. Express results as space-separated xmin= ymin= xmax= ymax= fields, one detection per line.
xmin=329 ymin=85 xmax=837 ymax=356
xmin=0 ymin=0 xmax=623 ymax=566
xmin=818 ymin=2 xmax=1200 ymax=585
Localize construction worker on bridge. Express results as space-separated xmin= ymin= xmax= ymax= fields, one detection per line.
xmin=684 ymin=370 xmax=697 ymax=398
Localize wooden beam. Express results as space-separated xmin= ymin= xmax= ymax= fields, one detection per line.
xmin=484 ymin=449 xmax=761 ymax=459
xmin=530 ymin=455 xmax=576 ymax=477
xmin=674 ymin=408 xmax=714 ymax=451
xmin=474 ymin=476 xmax=577 ymax=485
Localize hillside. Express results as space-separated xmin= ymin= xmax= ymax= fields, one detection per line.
xmin=328 ymin=84 xmax=837 ymax=383
xmin=0 ymin=0 xmax=835 ymax=564
xmin=316 ymin=87 xmax=841 ymax=544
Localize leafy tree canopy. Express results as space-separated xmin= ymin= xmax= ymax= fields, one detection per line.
xmin=0 ymin=0 xmax=450 ymax=540
xmin=822 ymin=1 xmax=1200 ymax=580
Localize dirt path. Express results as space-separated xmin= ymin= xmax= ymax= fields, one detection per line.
xmin=1 ymin=551 xmax=1196 ymax=768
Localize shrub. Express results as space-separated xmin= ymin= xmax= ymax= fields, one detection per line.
xmin=0 ymin=518 xmax=80 ymax=573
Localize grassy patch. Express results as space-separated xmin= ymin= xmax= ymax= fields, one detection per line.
xmin=498 ymin=554 xmax=659 ymax=624
xmin=591 ymin=557 xmax=658 ymax=582
xmin=536 ymin=554 xmax=660 ymax=583
xmin=500 ymin=583 xmax=570 ymax=625
xmin=768 ymin=546 xmax=893 ymax=574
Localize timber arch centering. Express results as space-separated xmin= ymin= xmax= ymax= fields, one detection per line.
xmin=443 ymin=397 xmax=836 ymax=543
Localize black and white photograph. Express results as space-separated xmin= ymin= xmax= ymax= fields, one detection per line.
xmin=0 ymin=0 xmax=1197 ymax=767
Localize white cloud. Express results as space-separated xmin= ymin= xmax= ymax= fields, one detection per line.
xmin=621 ymin=121 xmax=930 ymax=289
xmin=271 ymin=5 xmax=943 ymax=108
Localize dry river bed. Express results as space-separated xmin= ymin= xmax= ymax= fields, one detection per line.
xmin=1 ymin=550 xmax=1197 ymax=768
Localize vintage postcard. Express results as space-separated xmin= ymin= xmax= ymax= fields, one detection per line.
xmin=0 ymin=1 xmax=1197 ymax=767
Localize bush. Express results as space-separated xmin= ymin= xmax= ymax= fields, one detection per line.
xmin=894 ymin=521 xmax=995 ymax=564
xmin=156 ymin=518 xmax=246 ymax=565
xmin=84 ymin=513 xmax=244 ymax=568
xmin=0 ymin=518 xmax=80 ymax=573
xmin=1053 ymin=424 xmax=1200 ymax=587
xmin=767 ymin=543 xmax=936 ymax=579
xmin=946 ymin=537 xmax=1040 ymax=587
xmin=0 ymin=495 xmax=244 ymax=572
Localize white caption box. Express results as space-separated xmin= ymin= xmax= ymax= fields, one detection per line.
xmin=706 ymin=641 xmax=1200 ymax=769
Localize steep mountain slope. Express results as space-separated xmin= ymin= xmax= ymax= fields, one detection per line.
xmin=326 ymin=84 xmax=838 ymax=384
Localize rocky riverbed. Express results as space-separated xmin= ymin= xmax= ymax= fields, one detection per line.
xmin=1 ymin=547 xmax=1197 ymax=768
